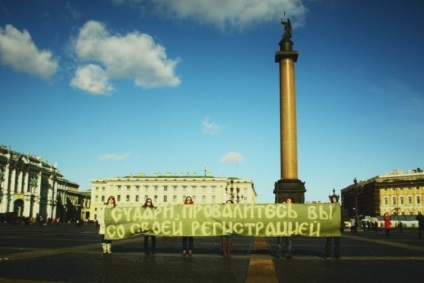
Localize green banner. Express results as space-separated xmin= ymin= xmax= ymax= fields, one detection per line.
xmin=104 ymin=203 xmax=341 ymax=240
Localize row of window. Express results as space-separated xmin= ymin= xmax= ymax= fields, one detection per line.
xmin=95 ymin=194 xmax=227 ymax=204
xmin=94 ymin=185 xmax=221 ymax=191
xmin=383 ymin=195 xmax=421 ymax=205
xmin=383 ymin=187 xmax=423 ymax=191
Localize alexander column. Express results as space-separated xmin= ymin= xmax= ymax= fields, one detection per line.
xmin=274 ymin=17 xmax=306 ymax=204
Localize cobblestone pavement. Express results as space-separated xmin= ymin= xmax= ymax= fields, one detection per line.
xmin=0 ymin=224 xmax=423 ymax=283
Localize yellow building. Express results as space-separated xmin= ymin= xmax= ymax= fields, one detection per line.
xmin=341 ymin=169 xmax=424 ymax=220
xmin=90 ymin=172 xmax=257 ymax=221
xmin=378 ymin=170 xmax=424 ymax=216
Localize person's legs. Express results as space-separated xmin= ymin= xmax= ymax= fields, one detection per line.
xmin=325 ymin=237 xmax=332 ymax=258
xmin=106 ymin=240 xmax=112 ymax=254
xmin=284 ymin=237 xmax=292 ymax=258
xmin=144 ymin=236 xmax=149 ymax=254
xmin=226 ymin=236 xmax=232 ymax=257
xmin=276 ymin=237 xmax=282 ymax=258
xmin=182 ymin=237 xmax=188 ymax=255
xmin=188 ymin=237 xmax=193 ymax=255
xmin=151 ymin=236 xmax=156 ymax=254
xmin=101 ymin=235 xmax=107 ymax=254
xmin=334 ymin=237 xmax=341 ymax=258
xmin=221 ymin=236 xmax=228 ymax=256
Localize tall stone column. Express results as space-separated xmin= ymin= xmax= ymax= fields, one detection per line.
xmin=274 ymin=18 xmax=306 ymax=204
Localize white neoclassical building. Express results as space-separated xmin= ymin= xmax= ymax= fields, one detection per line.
xmin=0 ymin=145 xmax=88 ymax=223
xmin=90 ymin=172 xmax=257 ymax=221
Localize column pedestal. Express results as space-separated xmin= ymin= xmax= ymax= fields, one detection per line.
xmin=274 ymin=178 xmax=306 ymax=204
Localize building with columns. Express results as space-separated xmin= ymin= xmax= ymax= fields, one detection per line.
xmin=0 ymin=145 xmax=87 ymax=223
xmin=341 ymin=168 xmax=424 ymax=220
xmin=90 ymin=172 xmax=257 ymax=221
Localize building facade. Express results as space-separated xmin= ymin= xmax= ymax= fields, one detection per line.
xmin=90 ymin=172 xmax=257 ymax=221
xmin=0 ymin=145 xmax=88 ymax=223
xmin=341 ymin=169 xmax=424 ymax=220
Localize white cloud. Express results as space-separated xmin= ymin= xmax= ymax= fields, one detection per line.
xmin=116 ymin=0 xmax=307 ymax=30
xmin=72 ymin=20 xmax=181 ymax=94
xmin=98 ymin=153 xmax=130 ymax=161
xmin=111 ymin=0 xmax=133 ymax=4
xmin=70 ymin=64 xmax=114 ymax=95
xmin=0 ymin=24 xmax=58 ymax=80
xmin=202 ymin=116 xmax=223 ymax=135
xmin=220 ymin=152 xmax=245 ymax=164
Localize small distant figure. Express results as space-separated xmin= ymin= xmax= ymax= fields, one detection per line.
xmin=325 ymin=196 xmax=341 ymax=259
xmin=383 ymin=213 xmax=391 ymax=236
xmin=350 ymin=219 xmax=357 ymax=233
xmin=416 ymin=212 xmax=424 ymax=238
xmin=362 ymin=220 xmax=367 ymax=232
xmin=373 ymin=221 xmax=379 ymax=233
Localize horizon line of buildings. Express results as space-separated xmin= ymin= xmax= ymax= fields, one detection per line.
xmin=1 ymin=145 xmax=423 ymax=223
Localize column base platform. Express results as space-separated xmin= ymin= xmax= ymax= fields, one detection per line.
xmin=274 ymin=179 xmax=306 ymax=204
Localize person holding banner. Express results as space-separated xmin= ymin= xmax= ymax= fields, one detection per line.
xmin=142 ymin=198 xmax=157 ymax=255
xmin=276 ymin=197 xmax=294 ymax=259
xmin=98 ymin=196 xmax=116 ymax=255
xmin=182 ymin=196 xmax=194 ymax=256
xmin=221 ymin=199 xmax=234 ymax=257
xmin=325 ymin=195 xmax=341 ymax=259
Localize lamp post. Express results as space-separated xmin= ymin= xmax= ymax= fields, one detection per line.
xmin=353 ymin=178 xmax=360 ymax=232
xmin=329 ymin=189 xmax=339 ymax=203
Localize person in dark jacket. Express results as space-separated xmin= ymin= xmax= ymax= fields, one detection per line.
xmin=142 ymin=198 xmax=157 ymax=255
xmin=325 ymin=195 xmax=341 ymax=259
xmin=276 ymin=197 xmax=294 ymax=259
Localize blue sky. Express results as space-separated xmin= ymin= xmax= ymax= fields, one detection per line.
xmin=1 ymin=0 xmax=423 ymax=203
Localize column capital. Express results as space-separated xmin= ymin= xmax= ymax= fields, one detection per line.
xmin=275 ymin=50 xmax=298 ymax=63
